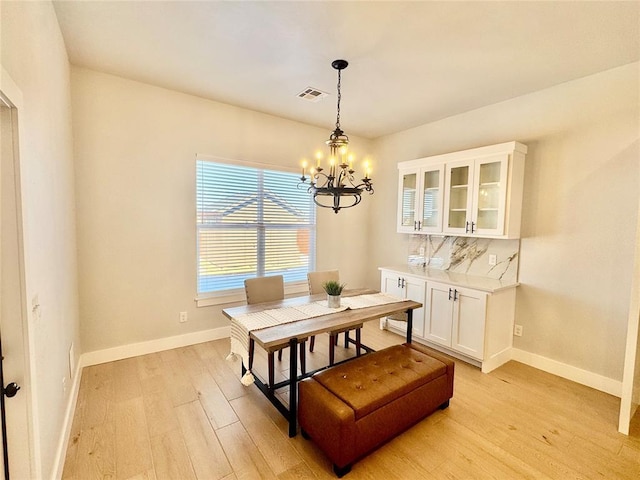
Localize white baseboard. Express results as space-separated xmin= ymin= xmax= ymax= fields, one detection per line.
xmin=511 ymin=348 xmax=622 ymax=398
xmin=79 ymin=326 xmax=231 ymax=367
xmin=52 ymin=326 xmax=231 ymax=479
xmin=51 ymin=359 xmax=83 ymax=480
xmin=481 ymin=347 xmax=512 ymax=374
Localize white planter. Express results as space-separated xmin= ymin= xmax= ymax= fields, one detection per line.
xmin=327 ymin=294 xmax=341 ymax=308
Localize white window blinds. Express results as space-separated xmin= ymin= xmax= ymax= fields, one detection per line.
xmin=196 ymin=158 xmax=316 ymax=296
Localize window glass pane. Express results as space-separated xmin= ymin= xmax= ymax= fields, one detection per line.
xmin=264 ymin=228 xmax=310 ymax=282
xmin=198 ymin=227 xmax=257 ymax=292
xmin=197 ymin=158 xmax=316 ymax=295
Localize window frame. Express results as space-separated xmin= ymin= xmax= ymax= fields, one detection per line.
xmin=195 ymin=154 xmax=316 ymax=307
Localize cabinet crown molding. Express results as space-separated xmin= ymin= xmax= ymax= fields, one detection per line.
xmin=398 ymin=141 xmax=527 ymax=170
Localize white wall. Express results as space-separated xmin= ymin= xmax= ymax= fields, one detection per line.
xmin=70 ymin=67 xmax=372 ymax=354
xmin=369 ymin=63 xmax=639 ymax=382
xmin=73 ymin=62 xmax=639 ymax=385
xmin=1 ymin=2 xmax=81 ymax=478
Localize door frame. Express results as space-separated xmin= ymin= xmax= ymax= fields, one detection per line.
xmin=1 ymin=66 xmax=38 ymax=479
xmin=619 ymin=193 xmax=640 ymax=434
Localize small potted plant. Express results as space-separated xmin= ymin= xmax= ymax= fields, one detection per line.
xmin=323 ymin=280 xmax=346 ymax=308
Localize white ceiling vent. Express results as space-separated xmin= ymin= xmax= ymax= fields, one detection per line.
xmin=297 ymin=87 xmax=329 ymax=102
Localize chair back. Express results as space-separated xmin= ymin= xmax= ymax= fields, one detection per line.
xmin=307 ymin=270 xmax=340 ymax=295
xmin=244 ymin=275 xmax=285 ymax=305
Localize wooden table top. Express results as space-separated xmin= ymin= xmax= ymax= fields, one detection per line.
xmin=223 ymin=288 xmax=422 ymax=352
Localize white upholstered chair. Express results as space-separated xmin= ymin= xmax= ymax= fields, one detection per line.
xmin=244 ymin=275 xmax=306 ymax=388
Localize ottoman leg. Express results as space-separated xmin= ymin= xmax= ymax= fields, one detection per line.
xmin=333 ymin=464 xmax=352 ymax=478
xmin=439 ymin=399 xmax=450 ymax=410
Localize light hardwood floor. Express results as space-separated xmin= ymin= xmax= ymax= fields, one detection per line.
xmin=62 ymin=323 xmax=640 ymax=479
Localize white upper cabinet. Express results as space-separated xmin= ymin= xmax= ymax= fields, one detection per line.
xmin=444 ymin=154 xmax=509 ymax=236
xmin=397 ymin=164 xmax=445 ymax=234
xmin=398 ymin=142 xmax=527 ymax=239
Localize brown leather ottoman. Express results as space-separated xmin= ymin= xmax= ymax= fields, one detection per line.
xmin=298 ymin=343 xmax=454 ymax=477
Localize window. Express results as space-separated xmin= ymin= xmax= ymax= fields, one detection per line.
xmin=196 ymin=157 xmax=316 ymax=303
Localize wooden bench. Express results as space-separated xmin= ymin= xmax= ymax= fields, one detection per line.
xmin=298 ymin=343 xmax=454 ymax=477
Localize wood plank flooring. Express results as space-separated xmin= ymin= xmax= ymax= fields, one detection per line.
xmin=63 ymin=323 xmax=640 ymax=479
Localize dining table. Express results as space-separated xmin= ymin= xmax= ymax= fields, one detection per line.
xmin=222 ymin=288 xmax=422 ymax=437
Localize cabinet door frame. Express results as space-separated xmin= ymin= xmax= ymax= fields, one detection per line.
xmin=418 ymin=163 xmax=445 ymax=234
xmin=471 ymin=154 xmax=509 ymax=237
xmin=424 ymin=282 xmax=454 ymax=347
xmin=451 ymin=286 xmax=487 ymax=360
xmin=397 ymin=168 xmax=423 ymax=234
xmin=443 ymin=159 xmax=474 ymax=235
xmin=380 ymin=271 xmax=407 ymax=333
xmin=380 ymin=270 xmax=427 ymax=338
xmin=403 ymin=275 xmax=426 ymax=338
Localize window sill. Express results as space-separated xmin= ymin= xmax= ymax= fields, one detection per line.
xmin=195 ymin=281 xmax=310 ymax=307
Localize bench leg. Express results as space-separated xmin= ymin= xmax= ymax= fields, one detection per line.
xmin=333 ymin=464 xmax=352 ymax=478
xmin=355 ymin=328 xmax=361 ymax=357
xmin=344 ymin=331 xmax=350 ymax=348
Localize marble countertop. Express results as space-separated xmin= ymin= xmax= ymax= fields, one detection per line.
xmin=379 ymin=265 xmax=519 ymax=293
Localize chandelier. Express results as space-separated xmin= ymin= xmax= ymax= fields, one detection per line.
xmin=298 ymin=59 xmax=373 ymax=213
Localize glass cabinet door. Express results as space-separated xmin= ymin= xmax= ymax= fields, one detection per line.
xmin=420 ymin=166 xmax=444 ymax=232
xmin=398 ymin=170 xmax=418 ymax=232
xmin=444 ymin=161 xmax=473 ymax=234
xmin=472 ymin=155 xmax=508 ymax=235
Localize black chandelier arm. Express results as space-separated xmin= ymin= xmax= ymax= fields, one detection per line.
xmin=354 ymin=182 xmax=374 ymax=192
xmin=312 ymin=192 xmax=362 ymax=214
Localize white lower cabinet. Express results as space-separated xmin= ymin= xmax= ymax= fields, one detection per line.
xmin=380 ymin=270 xmax=426 ymax=339
xmin=425 ymin=282 xmax=486 ymax=361
xmin=380 ymin=268 xmax=516 ymax=373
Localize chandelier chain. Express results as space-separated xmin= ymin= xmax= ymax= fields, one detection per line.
xmin=335 ymin=69 xmax=341 ymax=130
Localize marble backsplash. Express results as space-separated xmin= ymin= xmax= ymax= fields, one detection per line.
xmin=408 ymin=235 xmax=520 ymax=283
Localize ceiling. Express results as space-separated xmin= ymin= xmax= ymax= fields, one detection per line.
xmin=52 ymin=1 xmax=639 ymax=139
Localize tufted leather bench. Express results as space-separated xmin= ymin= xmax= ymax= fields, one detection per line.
xmin=298 ymin=342 xmax=454 ymax=477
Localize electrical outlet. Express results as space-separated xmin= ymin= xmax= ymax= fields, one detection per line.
xmin=419 ymin=247 xmax=425 ymax=256
xmin=514 ymin=324 xmax=523 ymax=337
xmin=179 ymin=311 xmax=188 ymax=323
xmin=488 ymin=254 xmax=497 ymax=266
